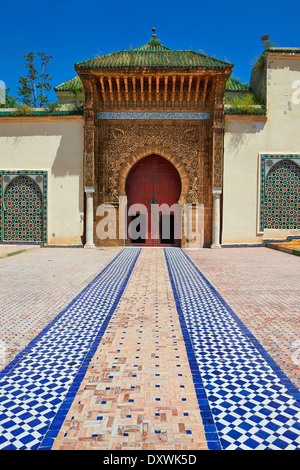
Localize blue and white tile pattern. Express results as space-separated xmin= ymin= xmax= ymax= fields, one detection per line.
xmin=165 ymin=248 xmax=300 ymax=450
xmin=1 ymin=246 xmax=300 ymax=450
xmin=97 ymin=111 xmax=211 ymax=120
xmin=0 ymin=248 xmax=140 ymax=450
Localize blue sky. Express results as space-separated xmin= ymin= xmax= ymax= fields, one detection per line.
xmin=1 ymin=0 xmax=299 ymax=103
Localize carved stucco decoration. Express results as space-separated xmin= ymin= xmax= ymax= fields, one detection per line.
xmin=211 ymin=78 xmax=226 ymax=189
xmin=212 ymin=128 xmax=224 ymax=189
xmin=97 ymin=120 xmax=211 ymax=205
xmin=84 ymin=127 xmax=95 ymax=187
xmin=187 ymin=177 xmax=199 ymax=204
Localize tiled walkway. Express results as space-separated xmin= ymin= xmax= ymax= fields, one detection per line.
xmin=186 ymin=247 xmax=300 ymax=392
xmin=0 ymin=247 xmax=299 ymax=450
xmin=166 ymin=248 xmax=300 ymax=450
xmin=0 ymin=247 xmax=121 ymax=369
xmin=0 ymin=248 xmax=138 ymax=450
xmin=52 ymin=248 xmax=206 ymax=450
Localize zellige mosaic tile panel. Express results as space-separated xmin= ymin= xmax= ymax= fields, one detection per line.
xmin=0 ymin=171 xmax=47 ymax=243
xmin=260 ymin=155 xmax=300 ymax=231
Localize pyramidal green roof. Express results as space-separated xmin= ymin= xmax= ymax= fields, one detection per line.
xmin=133 ymin=40 xmax=172 ymax=52
xmin=75 ymin=38 xmax=233 ymax=71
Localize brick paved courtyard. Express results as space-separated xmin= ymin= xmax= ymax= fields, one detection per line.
xmin=0 ymin=245 xmax=299 ymax=450
xmin=0 ymin=246 xmax=121 ymax=369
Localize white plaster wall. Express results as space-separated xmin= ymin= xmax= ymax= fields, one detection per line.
xmin=223 ymin=54 xmax=300 ymax=244
xmin=0 ymin=118 xmax=84 ymax=245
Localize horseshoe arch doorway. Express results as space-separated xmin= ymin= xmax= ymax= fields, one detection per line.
xmin=125 ymin=155 xmax=182 ymax=246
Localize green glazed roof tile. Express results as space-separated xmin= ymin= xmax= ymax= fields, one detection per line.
xmin=54 ymin=76 xmax=82 ymax=92
xmin=0 ymin=109 xmax=83 ymax=117
xmin=75 ymin=39 xmax=233 ymax=70
xmin=225 ymin=78 xmax=249 ymax=92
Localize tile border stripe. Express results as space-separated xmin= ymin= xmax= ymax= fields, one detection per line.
xmin=165 ymin=248 xmax=300 ymax=450
xmin=164 ymin=248 xmax=222 ymax=450
xmin=178 ymin=249 xmax=300 ymax=407
xmin=97 ymin=111 xmax=211 ymax=120
xmin=38 ymin=248 xmax=141 ymax=450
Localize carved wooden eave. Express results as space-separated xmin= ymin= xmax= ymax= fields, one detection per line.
xmin=76 ymin=68 xmax=232 ymax=113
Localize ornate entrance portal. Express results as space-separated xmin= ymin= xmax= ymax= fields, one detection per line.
xmin=76 ymin=33 xmax=232 ymax=248
xmin=125 ymin=155 xmax=181 ymax=246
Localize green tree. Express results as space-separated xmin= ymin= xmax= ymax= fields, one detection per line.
xmin=0 ymin=88 xmax=18 ymax=108
xmin=36 ymin=52 xmax=53 ymax=107
xmin=18 ymin=52 xmax=52 ymax=107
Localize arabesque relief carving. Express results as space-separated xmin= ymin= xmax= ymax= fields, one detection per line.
xmin=97 ymin=120 xmax=211 ymax=205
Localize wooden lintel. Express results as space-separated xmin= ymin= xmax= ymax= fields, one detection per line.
xmin=140 ymin=76 xmax=144 ymax=108
xmin=107 ymin=77 xmax=114 ymax=106
xmin=132 ymin=76 xmax=137 ymax=106
xmin=94 ymin=71 xmax=227 ymax=110
xmin=148 ymin=76 xmax=152 ymax=103
xmin=179 ymin=76 xmax=185 ymax=106
xmin=211 ymin=76 xmax=218 ymax=106
xmin=116 ymin=76 xmax=122 ymax=106
xmin=172 ymin=76 xmax=176 ymax=108
xmin=156 ymin=76 xmax=160 ymax=106
xmin=202 ymin=76 xmax=209 ymax=106
xmin=124 ymin=76 xmax=129 ymax=105
xmin=187 ymin=76 xmax=193 ymax=107
xmin=164 ymin=76 xmax=168 ymax=108
xmin=195 ymin=76 xmax=201 ymax=107
xmin=99 ymin=76 xmax=107 ymax=106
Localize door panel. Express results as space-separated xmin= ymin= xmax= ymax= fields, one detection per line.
xmin=160 ymin=214 xmax=175 ymax=244
xmin=126 ymin=155 xmax=181 ymax=246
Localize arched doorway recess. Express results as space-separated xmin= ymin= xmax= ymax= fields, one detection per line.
xmin=264 ymin=159 xmax=300 ymax=229
xmin=3 ymin=175 xmax=44 ymax=242
xmin=125 ymin=155 xmax=182 ymax=246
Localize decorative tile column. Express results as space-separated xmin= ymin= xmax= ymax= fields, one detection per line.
xmin=211 ymin=188 xmax=222 ymax=249
xmin=210 ymin=77 xmax=226 ymax=249
xmin=84 ymin=187 xmax=95 ymax=248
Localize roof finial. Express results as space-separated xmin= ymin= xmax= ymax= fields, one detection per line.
xmin=152 ymin=27 xmax=156 ymax=39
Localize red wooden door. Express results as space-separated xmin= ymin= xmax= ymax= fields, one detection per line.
xmin=125 ymin=155 xmax=181 ymax=246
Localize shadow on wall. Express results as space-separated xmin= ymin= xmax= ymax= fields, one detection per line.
xmin=269 ymin=58 xmax=300 ymax=73
xmin=50 ymin=125 xmax=83 ymax=178
xmin=0 ymin=120 xmax=84 ymax=218
xmin=225 ymin=120 xmax=266 ymax=157
xmin=50 ymin=123 xmax=84 ymax=221
xmin=0 ymin=122 xmax=83 ymax=178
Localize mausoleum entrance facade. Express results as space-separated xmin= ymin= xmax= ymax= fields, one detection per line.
xmin=93 ymin=119 xmax=216 ymax=248
xmin=75 ymin=39 xmax=232 ymax=248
